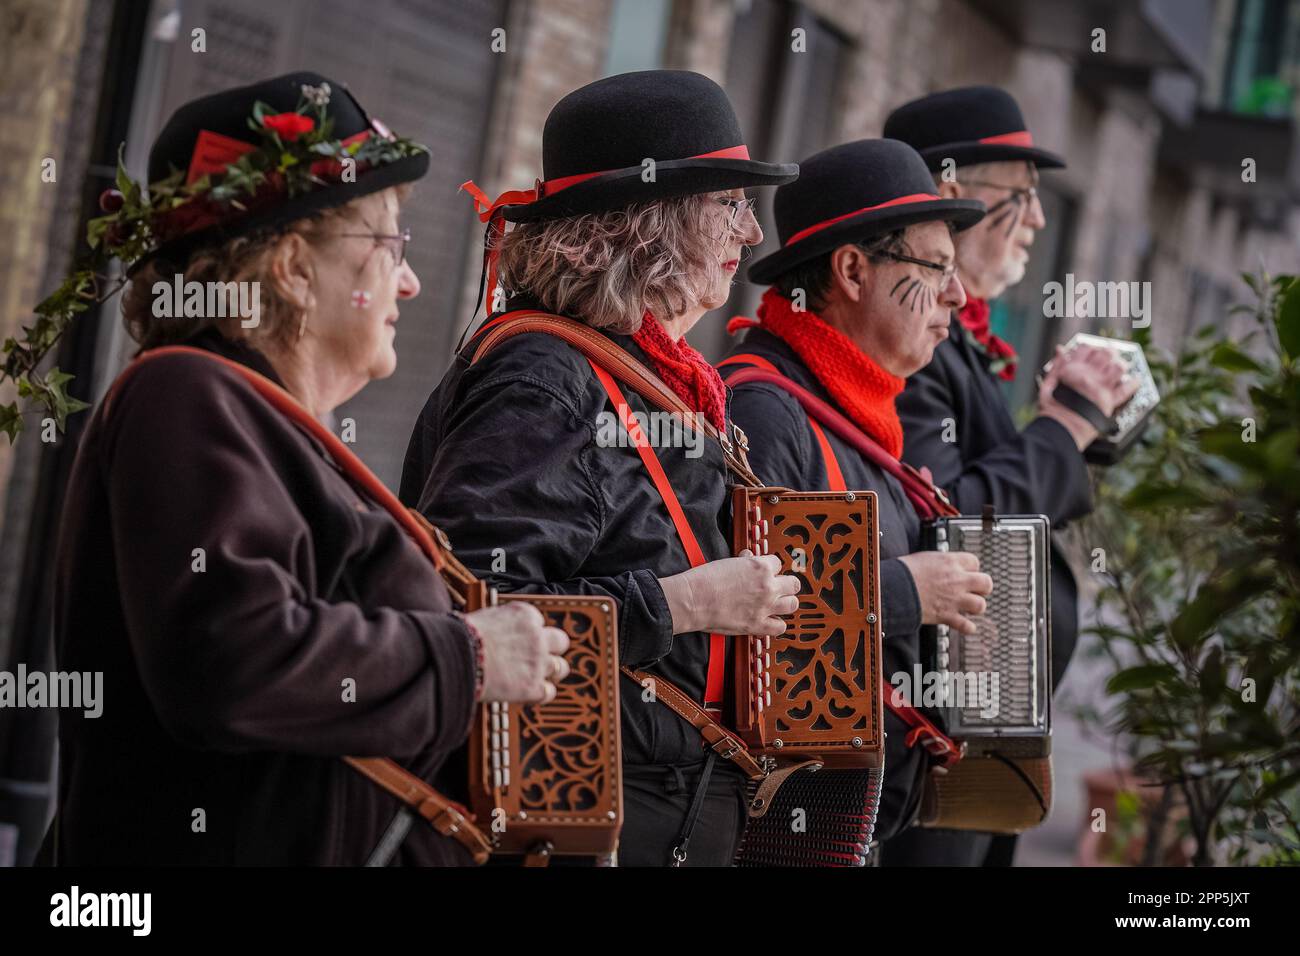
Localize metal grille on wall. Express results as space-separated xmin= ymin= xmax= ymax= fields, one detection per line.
xmin=129 ymin=0 xmax=506 ymax=487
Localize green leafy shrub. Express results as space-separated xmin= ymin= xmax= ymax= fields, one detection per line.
xmin=1074 ymin=271 xmax=1300 ymax=866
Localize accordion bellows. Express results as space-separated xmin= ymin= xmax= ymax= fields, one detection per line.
xmin=921 ymin=755 xmax=1052 ymax=833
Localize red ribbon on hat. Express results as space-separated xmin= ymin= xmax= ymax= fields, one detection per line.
xmin=978 ymin=130 xmax=1034 ymax=147
xmin=784 ymin=193 xmax=942 ymax=246
xmin=460 ymin=144 xmax=753 ymax=310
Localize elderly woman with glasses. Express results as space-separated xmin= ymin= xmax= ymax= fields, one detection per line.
xmin=37 ymin=73 xmax=564 ymax=867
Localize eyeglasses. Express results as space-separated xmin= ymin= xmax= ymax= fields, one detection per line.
xmin=716 ymin=196 xmax=757 ymax=222
xmin=337 ymin=227 xmax=412 ymax=266
xmin=874 ymin=250 xmax=958 ymax=287
xmin=958 ymin=179 xmax=1038 ymax=206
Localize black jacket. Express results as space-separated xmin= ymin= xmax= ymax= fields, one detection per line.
xmin=401 ymin=310 xmax=737 ymax=770
xmin=896 ymin=314 xmax=1092 ymax=687
xmin=721 ymin=328 xmax=927 ymax=841
xmin=40 ymin=330 xmax=477 ymax=866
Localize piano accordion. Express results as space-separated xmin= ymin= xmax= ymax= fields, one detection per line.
xmin=436 ymin=533 xmax=623 ymax=864
xmin=919 ymin=511 xmax=1053 ymax=833
xmin=729 ymin=487 xmax=886 ymax=866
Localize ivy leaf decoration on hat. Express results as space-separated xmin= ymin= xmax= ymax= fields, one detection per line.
xmin=0 ymin=82 xmax=427 ymax=442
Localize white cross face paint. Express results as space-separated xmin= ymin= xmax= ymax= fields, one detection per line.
xmin=351 ymin=290 xmax=373 ymax=309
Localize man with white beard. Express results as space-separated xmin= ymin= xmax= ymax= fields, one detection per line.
xmin=883 ymin=86 xmax=1136 ymax=866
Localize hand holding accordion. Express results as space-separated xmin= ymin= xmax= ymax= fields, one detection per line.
xmin=1040 ymin=333 xmax=1160 ymax=464
xmin=468 ymin=602 xmax=571 ymax=704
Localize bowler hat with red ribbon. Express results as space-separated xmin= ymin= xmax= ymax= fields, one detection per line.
xmin=746 ymin=138 xmax=985 ymax=287
xmin=464 ymin=69 xmax=797 ymax=226
xmin=460 ymin=69 xmax=796 ymax=313
xmin=883 ymin=85 xmax=1065 ymax=171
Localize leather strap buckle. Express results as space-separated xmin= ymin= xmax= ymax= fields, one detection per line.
xmin=714 ymin=738 xmax=741 ymax=760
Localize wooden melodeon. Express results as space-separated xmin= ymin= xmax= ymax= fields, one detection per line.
xmin=730 ymin=487 xmax=886 ymax=866
xmin=919 ymin=510 xmax=1053 ymax=833
xmin=434 ymin=528 xmax=623 ymax=864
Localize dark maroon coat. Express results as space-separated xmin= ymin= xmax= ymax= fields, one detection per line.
xmin=36 ymin=331 xmax=478 ymax=865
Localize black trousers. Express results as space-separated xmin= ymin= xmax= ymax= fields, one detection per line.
xmin=617 ymin=760 xmax=749 ymax=867
xmin=879 ymin=826 xmax=996 ymax=866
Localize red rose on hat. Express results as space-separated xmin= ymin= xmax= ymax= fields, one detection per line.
xmin=262 ymin=112 xmax=315 ymax=141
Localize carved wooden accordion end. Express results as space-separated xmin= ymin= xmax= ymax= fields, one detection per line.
xmin=729 ymin=487 xmax=886 ymax=866
xmin=920 ymin=512 xmax=1053 ymax=834
xmin=467 ymin=594 xmax=622 ymax=863
xmin=430 ymin=535 xmax=623 ymax=865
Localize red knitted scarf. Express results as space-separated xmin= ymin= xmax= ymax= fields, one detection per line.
xmin=956 ymin=297 xmax=1018 ymax=381
xmin=728 ymin=288 xmax=906 ymax=458
xmin=632 ymin=313 xmax=728 ymax=430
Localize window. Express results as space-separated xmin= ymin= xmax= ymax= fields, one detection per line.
xmin=604 ymin=0 xmax=670 ymax=75
xmin=693 ymin=0 xmax=849 ymax=360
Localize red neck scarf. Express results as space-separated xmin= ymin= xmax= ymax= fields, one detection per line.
xmin=632 ymin=313 xmax=728 ymax=431
xmin=956 ymin=298 xmax=1018 ymax=381
xmin=729 ymin=288 xmax=906 ymax=458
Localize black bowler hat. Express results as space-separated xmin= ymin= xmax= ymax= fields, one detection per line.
xmin=138 ymin=71 xmax=428 ymax=269
xmin=883 ymin=85 xmax=1065 ymax=172
xmin=746 ymin=139 xmax=985 ymax=287
xmin=483 ymin=70 xmax=797 ymax=223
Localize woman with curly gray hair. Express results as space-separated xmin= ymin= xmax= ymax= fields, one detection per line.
xmin=401 ymin=70 xmax=800 ymax=866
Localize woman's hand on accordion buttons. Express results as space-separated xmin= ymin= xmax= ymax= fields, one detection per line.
xmin=897 ymin=551 xmax=993 ymax=635
xmin=470 ymin=602 xmax=571 ymax=704
xmin=659 ymin=551 xmax=802 ymax=637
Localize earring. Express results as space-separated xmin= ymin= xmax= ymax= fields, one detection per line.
xmin=297 ymin=309 xmax=307 ymax=340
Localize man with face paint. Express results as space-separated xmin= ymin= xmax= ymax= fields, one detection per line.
xmin=883 ymin=87 xmax=1137 ymax=866
xmin=719 ymin=139 xmax=996 ymax=857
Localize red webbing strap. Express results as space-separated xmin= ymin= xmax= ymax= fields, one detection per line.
xmin=722 ymin=361 xmax=962 ymax=767
xmin=722 ymin=356 xmax=849 ymax=494
xmin=587 ymin=359 xmax=726 ymax=714
xmin=807 ymin=417 xmax=847 ymax=493
xmin=101 ymin=346 xmax=499 ymax=857
xmin=724 ymin=366 xmax=959 ymax=520
xmin=469 ymin=312 xmax=763 ymax=486
xmin=721 ymin=355 xmax=849 ymax=499
xmin=717 ymin=353 xmax=780 ymax=375
xmin=883 ymin=678 xmax=962 ymax=767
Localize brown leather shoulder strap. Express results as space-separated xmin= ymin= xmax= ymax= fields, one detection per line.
xmin=472 ymin=312 xmax=762 ymax=486
xmin=344 ymin=757 xmax=492 ymax=864
xmin=621 ymin=666 xmax=765 ymax=780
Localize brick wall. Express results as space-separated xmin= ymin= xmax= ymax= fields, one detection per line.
xmin=452 ymin=0 xmax=615 ymax=333
xmin=0 ymin=0 xmax=109 ymax=667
